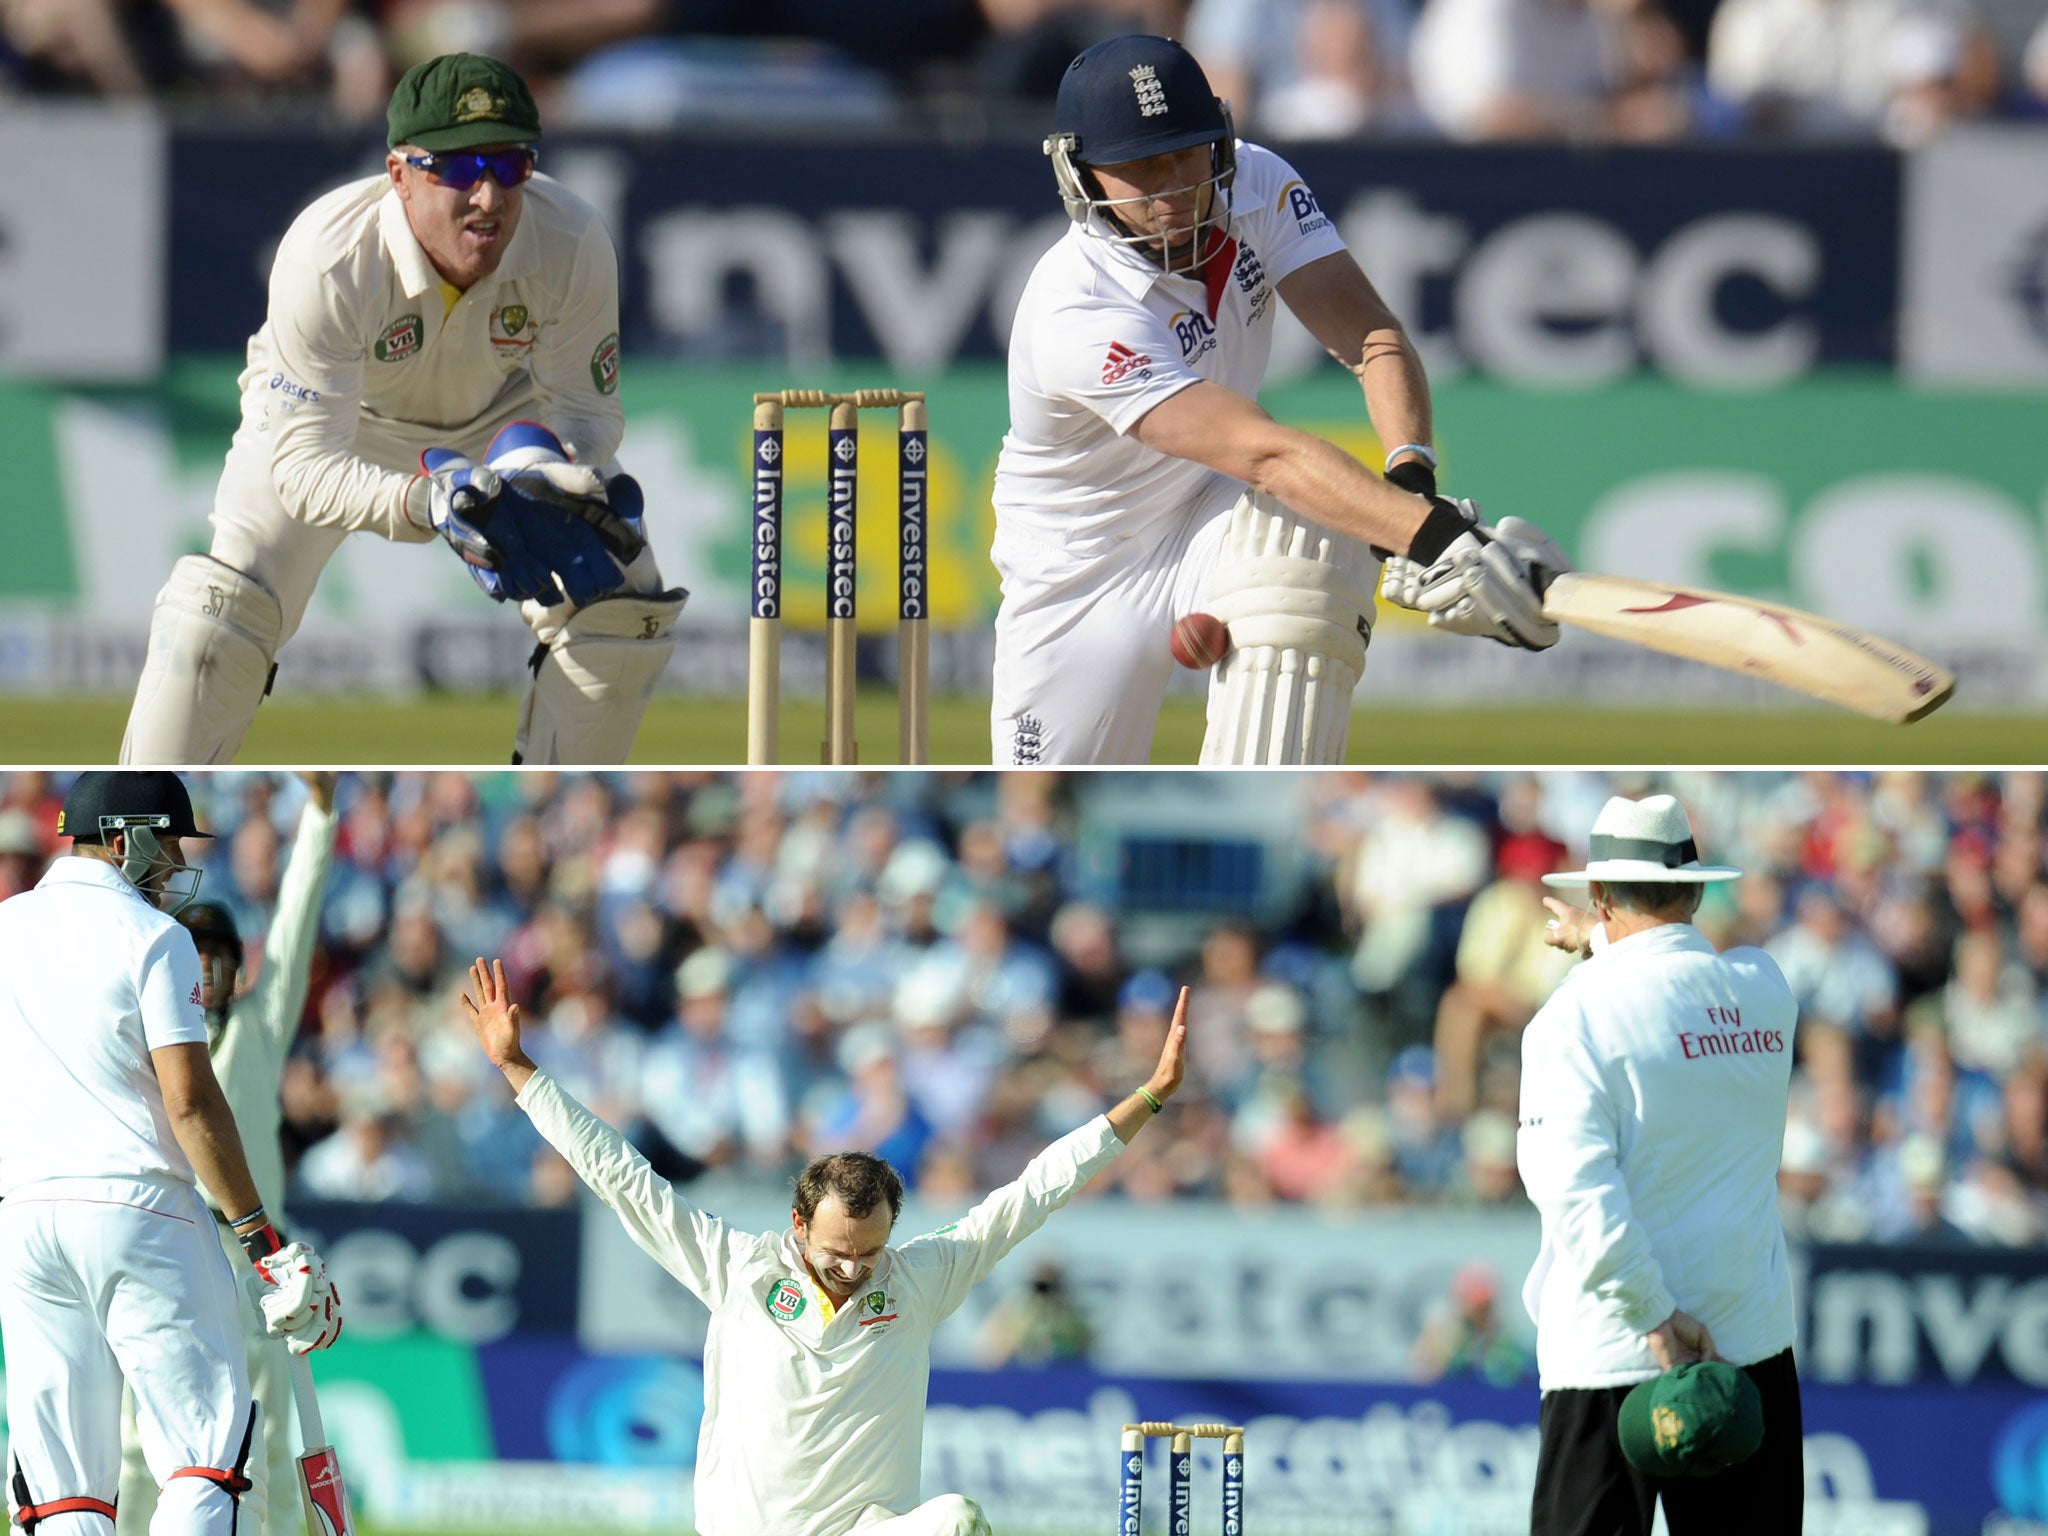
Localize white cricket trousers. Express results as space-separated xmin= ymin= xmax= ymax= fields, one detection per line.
xmin=0 ymin=1180 xmax=253 ymax=1536
xmin=117 ymin=1221 xmax=289 ymax=1536
xmin=989 ymin=491 xmax=1235 ymax=766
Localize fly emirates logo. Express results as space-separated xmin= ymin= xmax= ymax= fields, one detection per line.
xmin=1678 ymin=1005 xmax=1786 ymax=1061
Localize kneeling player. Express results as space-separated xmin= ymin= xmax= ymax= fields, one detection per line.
xmin=122 ymin=53 xmax=684 ymax=765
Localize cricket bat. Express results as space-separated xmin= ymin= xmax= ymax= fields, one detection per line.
xmin=1540 ymin=572 xmax=1956 ymax=724
xmin=289 ymin=1357 xmax=357 ymax=1536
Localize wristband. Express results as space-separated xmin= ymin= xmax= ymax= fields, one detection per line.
xmin=1136 ymin=1086 xmax=1163 ymax=1113
xmin=1404 ymin=498 xmax=1474 ymax=566
xmin=1384 ymin=443 xmax=1437 ymax=471
xmin=236 ymin=1220 xmax=284 ymax=1265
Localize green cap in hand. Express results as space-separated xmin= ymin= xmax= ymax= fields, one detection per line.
xmin=1617 ymin=1360 xmax=1765 ymax=1478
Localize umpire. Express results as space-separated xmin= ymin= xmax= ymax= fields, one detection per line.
xmin=0 ymin=772 xmax=339 ymax=1536
xmin=1519 ymin=793 xmax=1803 ymax=1536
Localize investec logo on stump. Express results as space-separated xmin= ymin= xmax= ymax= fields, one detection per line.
xmin=752 ymin=429 xmax=781 ymax=619
xmin=828 ymin=425 xmax=858 ymax=621
xmin=899 ymin=429 xmax=927 ymax=621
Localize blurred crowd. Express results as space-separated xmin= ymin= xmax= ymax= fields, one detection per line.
xmin=0 ymin=770 xmax=2044 ymax=1255
xmin=3 ymin=0 xmax=2043 ymax=145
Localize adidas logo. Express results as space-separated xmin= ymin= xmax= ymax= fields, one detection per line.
xmin=1101 ymin=341 xmax=1152 ymax=385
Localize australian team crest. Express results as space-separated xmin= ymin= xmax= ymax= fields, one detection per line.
xmin=455 ymin=87 xmax=502 ymax=123
xmin=491 ymin=304 xmax=533 ymax=347
xmin=765 ymin=1277 xmax=808 ymax=1322
xmin=862 ymin=1290 xmax=887 ymax=1317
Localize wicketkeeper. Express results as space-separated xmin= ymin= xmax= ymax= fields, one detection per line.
xmin=122 ymin=52 xmax=686 ymax=766
xmin=992 ymin=33 xmax=1573 ymax=765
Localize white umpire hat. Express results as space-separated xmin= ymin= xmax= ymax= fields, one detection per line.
xmin=1542 ymin=794 xmax=1742 ymax=888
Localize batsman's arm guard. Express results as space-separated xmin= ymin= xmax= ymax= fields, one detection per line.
xmin=1200 ymin=493 xmax=1380 ymax=766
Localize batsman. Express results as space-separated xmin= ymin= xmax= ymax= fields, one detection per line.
xmin=993 ymin=34 xmax=1574 ymax=765
xmin=116 ymin=774 xmax=340 ymax=1536
xmin=122 ymin=52 xmax=686 ymax=766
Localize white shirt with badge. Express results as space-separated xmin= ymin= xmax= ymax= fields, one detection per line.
xmin=227 ymin=173 xmax=624 ymax=543
xmin=993 ymin=141 xmax=1349 ymax=564
xmin=516 ymin=1070 xmax=1125 ymax=1536
xmin=0 ymin=859 xmax=209 ymax=1200
xmin=1516 ymin=922 xmax=1799 ymax=1390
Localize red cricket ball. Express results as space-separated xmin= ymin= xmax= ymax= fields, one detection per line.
xmin=1170 ymin=612 xmax=1231 ymax=670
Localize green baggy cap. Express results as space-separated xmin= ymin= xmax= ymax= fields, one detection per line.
xmin=387 ymin=54 xmax=540 ymax=152
xmin=1617 ymin=1361 xmax=1766 ymax=1478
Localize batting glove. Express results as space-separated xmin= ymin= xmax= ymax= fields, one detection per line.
xmin=252 ymin=1240 xmax=345 ymax=1354
xmin=1413 ymin=512 xmax=1572 ymax=651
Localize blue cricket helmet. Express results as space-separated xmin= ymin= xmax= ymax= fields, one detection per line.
xmin=1053 ymin=34 xmax=1230 ymax=166
xmin=1044 ymin=36 xmax=1238 ymax=272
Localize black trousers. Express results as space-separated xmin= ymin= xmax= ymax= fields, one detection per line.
xmin=1530 ymin=1349 xmax=1804 ymax=1536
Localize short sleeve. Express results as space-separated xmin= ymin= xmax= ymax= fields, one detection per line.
xmin=1030 ymin=295 xmax=1201 ymax=437
xmin=139 ymin=928 xmax=208 ymax=1051
xmin=1231 ymin=143 xmax=1349 ymax=286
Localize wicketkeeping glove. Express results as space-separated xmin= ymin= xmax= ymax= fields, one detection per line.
xmin=250 ymin=1240 xmax=344 ymax=1354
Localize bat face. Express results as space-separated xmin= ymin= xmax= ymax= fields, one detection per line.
xmin=298 ymin=1448 xmax=356 ymax=1536
xmin=1542 ymin=572 xmax=1956 ymax=724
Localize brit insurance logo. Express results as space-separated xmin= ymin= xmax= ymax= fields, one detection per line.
xmin=764 ymin=1277 xmax=808 ymax=1322
xmin=1275 ymin=180 xmax=1329 ymax=236
xmin=1168 ymin=308 xmax=1218 ymax=364
xmin=375 ymin=314 xmax=422 ymax=363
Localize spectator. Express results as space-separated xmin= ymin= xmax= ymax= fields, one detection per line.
xmin=1188 ymin=0 xmax=1402 ymax=137
xmin=1767 ymin=886 xmax=1901 ymax=1079
xmin=974 ymin=1259 xmax=1095 ymax=1366
xmin=640 ymin=947 xmax=789 ymax=1174
xmin=0 ymin=809 xmax=49 ymax=901
xmin=1411 ymin=1262 xmax=1533 ymax=1383
xmin=296 ymin=1089 xmax=439 ymax=1201
xmin=1706 ymin=0 xmax=1999 ymax=141
xmin=1430 ymin=835 xmax=1574 ymax=1120
xmin=1411 ymin=0 xmax=1691 ymax=139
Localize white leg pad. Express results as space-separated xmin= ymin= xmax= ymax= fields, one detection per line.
xmin=515 ymin=588 xmax=687 ymax=764
xmin=121 ymin=556 xmax=284 ymax=765
xmin=1199 ymin=493 xmax=1379 ymax=765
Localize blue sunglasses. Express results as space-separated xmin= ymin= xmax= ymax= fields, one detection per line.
xmin=403 ymin=147 xmax=538 ymax=190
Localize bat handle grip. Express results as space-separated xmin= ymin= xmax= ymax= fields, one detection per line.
xmin=288 ymin=1354 xmax=327 ymax=1448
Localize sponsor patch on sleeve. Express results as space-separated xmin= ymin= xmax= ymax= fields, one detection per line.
xmin=1101 ymin=340 xmax=1153 ymax=385
xmin=590 ymin=332 xmax=621 ymax=394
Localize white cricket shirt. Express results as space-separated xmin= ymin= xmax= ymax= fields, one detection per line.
xmin=1517 ymin=922 xmax=1798 ymax=1389
xmin=517 ymin=1071 xmax=1125 ymax=1536
xmin=0 ymin=859 xmax=209 ymax=1198
xmin=994 ymin=141 xmax=1349 ymax=561
xmin=233 ymin=173 xmax=625 ymax=543
xmin=203 ymin=801 xmax=336 ymax=1218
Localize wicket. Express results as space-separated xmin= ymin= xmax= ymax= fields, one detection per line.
xmin=1120 ymin=1421 xmax=1244 ymax=1535
xmin=748 ymin=388 xmax=930 ymax=766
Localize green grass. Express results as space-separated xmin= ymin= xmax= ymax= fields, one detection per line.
xmin=5 ymin=692 xmax=2039 ymax=764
